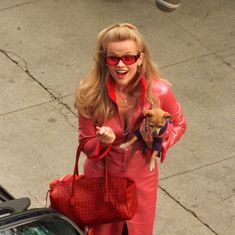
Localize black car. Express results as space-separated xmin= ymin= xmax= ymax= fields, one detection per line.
xmin=0 ymin=185 xmax=85 ymax=235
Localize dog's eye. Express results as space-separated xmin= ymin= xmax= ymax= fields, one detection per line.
xmin=149 ymin=124 xmax=155 ymax=128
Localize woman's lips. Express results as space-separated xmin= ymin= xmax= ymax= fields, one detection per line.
xmin=116 ymin=70 xmax=128 ymax=78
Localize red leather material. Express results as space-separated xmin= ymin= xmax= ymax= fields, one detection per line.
xmin=50 ymin=175 xmax=137 ymax=227
xmin=79 ymin=77 xmax=187 ymax=163
xmin=153 ymin=79 xmax=187 ymax=162
xmin=49 ymin=141 xmax=137 ymax=227
xmin=78 ymin=77 xmax=187 ymax=234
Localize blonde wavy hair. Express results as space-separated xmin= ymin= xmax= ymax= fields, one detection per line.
xmin=75 ymin=23 xmax=162 ymax=124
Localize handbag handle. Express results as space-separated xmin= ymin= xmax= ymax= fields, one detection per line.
xmin=71 ymin=136 xmax=110 ymax=202
xmin=73 ymin=137 xmax=91 ymax=176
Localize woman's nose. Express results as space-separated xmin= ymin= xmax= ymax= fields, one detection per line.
xmin=116 ymin=58 xmax=125 ymax=66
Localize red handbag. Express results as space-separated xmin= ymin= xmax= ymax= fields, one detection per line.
xmin=49 ymin=139 xmax=138 ymax=227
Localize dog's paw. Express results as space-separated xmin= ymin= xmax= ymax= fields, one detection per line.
xmin=120 ymin=143 xmax=129 ymax=149
xmin=149 ymin=159 xmax=156 ymax=171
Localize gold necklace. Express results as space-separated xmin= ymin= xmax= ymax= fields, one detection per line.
xmin=115 ymin=90 xmax=135 ymax=108
xmin=116 ymin=91 xmax=128 ymax=104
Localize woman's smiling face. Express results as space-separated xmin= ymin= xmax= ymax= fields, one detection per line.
xmin=106 ymin=40 xmax=143 ymax=88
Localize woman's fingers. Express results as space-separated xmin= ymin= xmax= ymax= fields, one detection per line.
xmin=96 ymin=126 xmax=116 ymax=144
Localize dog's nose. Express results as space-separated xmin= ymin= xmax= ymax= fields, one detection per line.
xmin=153 ymin=130 xmax=159 ymax=136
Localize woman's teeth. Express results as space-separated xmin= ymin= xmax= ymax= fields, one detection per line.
xmin=116 ymin=71 xmax=128 ymax=75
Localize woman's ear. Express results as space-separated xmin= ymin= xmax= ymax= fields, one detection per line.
xmin=163 ymin=111 xmax=173 ymax=119
xmin=138 ymin=52 xmax=144 ymax=66
xmin=142 ymin=109 xmax=153 ymax=117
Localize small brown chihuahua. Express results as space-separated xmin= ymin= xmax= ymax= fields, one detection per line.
xmin=120 ymin=108 xmax=172 ymax=171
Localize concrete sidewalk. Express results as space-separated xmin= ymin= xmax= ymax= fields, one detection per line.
xmin=0 ymin=0 xmax=234 ymax=234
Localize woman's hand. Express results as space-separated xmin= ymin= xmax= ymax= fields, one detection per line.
xmin=96 ymin=126 xmax=116 ymax=146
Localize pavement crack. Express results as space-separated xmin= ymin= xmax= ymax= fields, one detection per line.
xmin=0 ymin=0 xmax=42 ymax=12
xmin=165 ymin=14 xmax=235 ymax=72
xmin=0 ymin=101 xmax=51 ymax=117
xmin=215 ymin=53 xmax=235 ymax=71
xmin=0 ymin=49 xmax=28 ymax=70
xmin=0 ymin=49 xmax=77 ymax=119
xmin=50 ymin=102 xmax=77 ymax=130
xmin=183 ymin=146 xmax=200 ymax=160
xmin=159 ymin=52 xmax=212 ymax=69
xmin=158 ymin=185 xmax=218 ymax=235
xmin=193 ymin=10 xmax=210 ymax=27
xmin=159 ymin=155 xmax=235 ymax=181
xmin=216 ymin=193 xmax=235 ymax=204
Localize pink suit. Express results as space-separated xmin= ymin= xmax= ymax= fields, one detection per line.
xmin=78 ymin=77 xmax=187 ymax=235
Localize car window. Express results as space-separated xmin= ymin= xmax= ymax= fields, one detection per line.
xmin=0 ymin=217 xmax=83 ymax=235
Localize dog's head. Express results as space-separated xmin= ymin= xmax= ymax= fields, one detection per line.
xmin=142 ymin=108 xmax=172 ymax=136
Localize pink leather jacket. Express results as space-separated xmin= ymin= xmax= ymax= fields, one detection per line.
xmin=78 ymin=76 xmax=187 ymax=164
xmin=78 ymin=76 xmax=186 ymax=234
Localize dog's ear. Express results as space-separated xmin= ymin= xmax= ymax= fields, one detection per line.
xmin=163 ymin=111 xmax=173 ymax=119
xmin=142 ymin=109 xmax=154 ymax=117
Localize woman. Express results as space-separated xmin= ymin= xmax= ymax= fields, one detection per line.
xmin=75 ymin=23 xmax=187 ymax=235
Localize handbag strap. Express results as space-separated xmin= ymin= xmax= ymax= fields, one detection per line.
xmin=73 ymin=137 xmax=91 ymax=176
xmin=72 ymin=136 xmax=110 ymax=201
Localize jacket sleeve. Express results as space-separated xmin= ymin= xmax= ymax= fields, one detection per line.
xmin=78 ymin=113 xmax=111 ymax=160
xmin=158 ymin=83 xmax=187 ymax=162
